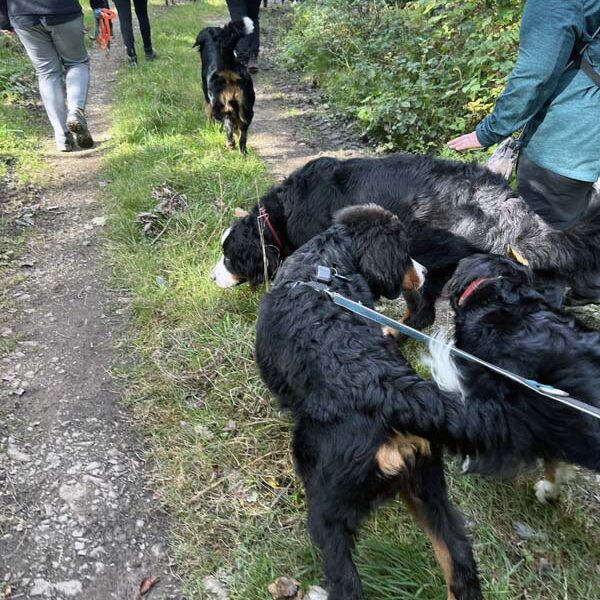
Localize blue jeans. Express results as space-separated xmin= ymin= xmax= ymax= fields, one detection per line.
xmin=14 ymin=15 xmax=89 ymax=145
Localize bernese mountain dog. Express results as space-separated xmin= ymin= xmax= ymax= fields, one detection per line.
xmin=211 ymin=154 xmax=600 ymax=329
xmin=429 ymin=253 xmax=600 ymax=502
xmin=255 ymin=205 xmax=482 ymax=600
xmin=193 ymin=19 xmax=256 ymax=154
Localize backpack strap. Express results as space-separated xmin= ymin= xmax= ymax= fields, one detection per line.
xmin=580 ymin=56 xmax=600 ymax=87
xmin=573 ymin=23 xmax=600 ymax=86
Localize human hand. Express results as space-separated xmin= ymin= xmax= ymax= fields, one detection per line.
xmin=447 ymin=131 xmax=482 ymax=151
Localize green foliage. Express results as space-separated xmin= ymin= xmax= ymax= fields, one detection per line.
xmin=0 ymin=35 xmax=43 ymax=180
xmin=279 ymin=0 xmax=521 ymax=152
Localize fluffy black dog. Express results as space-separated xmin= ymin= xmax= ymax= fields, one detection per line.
xmin=212 ymin=153 xmax=600 ymax=328
xmin=429 ymin=253 xmax=600 ymax=501
xmin=255 ymin=205 xmax=482 ymax=600
xmin=193 ymin=19 xmax=255 ymax=153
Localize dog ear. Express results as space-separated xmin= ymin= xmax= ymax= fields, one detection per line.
xmin=233 ymin=207 xmax=249 ymax=218
xmin=335 ymin=204 xmax=410 ymax=299
xmin=193 ymin=30 xmax=207 ymax=50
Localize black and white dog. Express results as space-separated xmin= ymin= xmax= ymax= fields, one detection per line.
xmin=193 ymin=19 xmax=256 ymax=153
xmin=255 ymin=205 xmax=482 ymax=600
xmin=429 ymin=253 xmax=600 ymax=501
xmin=211 ymin=154 xmax=600 ymax=328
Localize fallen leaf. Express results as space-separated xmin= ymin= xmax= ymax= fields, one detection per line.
xmin=268 ymin=576 xmax=302 ymax=599
xmin=139 ymin=575 xmax=158 ymax=595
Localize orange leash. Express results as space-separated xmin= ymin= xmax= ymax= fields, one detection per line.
xmin=97 ymin=8 xmax=117 ymax=52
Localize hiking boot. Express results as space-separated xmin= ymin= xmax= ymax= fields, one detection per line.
xmin=247 ymin=57 xmax=258 ymax=73
xmin=66 ymin=108 xmax=94 ymax=149
xmin=144 ymin=48 xmax=157 ymax=61
xmin=56 ymin=131 xmax=75 ymax=152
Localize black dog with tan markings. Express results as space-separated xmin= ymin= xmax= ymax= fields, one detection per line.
xmin=194 ymin=18 xmax=255 ymax=153
xmin=429 ymin=253 xmax=600 ymax=501
xmin=255 ymin=205 xmax=482 ymax=600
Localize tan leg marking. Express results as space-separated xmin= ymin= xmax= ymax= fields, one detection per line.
xmin=402 ymin=265 xmax=421 ymax=291
xmin=401 ymin=493 xmax=455 ymax=600
xmin=375 ymin=434 xmax=431 ymax=476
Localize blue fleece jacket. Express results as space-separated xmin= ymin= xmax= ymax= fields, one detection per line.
xmin=475 ymin=0 xmax=600 ymax=182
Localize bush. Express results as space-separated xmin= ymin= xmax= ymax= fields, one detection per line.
xmin=0 ymin=35 xmax=36 ymax=102
xmin=279 ymin=0 xmax=521 ymax=153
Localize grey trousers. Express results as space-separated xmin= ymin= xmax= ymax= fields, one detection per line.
xmin=15 ymin=16 xmax=90 ymax=145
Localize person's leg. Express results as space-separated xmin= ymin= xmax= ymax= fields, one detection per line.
xmin=517 ymin=156 xmax=592 ymax=230
xmin=517 ymin=155 xmax=595 ymax=305
xmin=47 ymin=15 xmax=93 ymax=148
xmin=92 ymin=9 xmax=101 ymax=40
xmin=13 ymin=24 xmax=72 ymax=150
xmin=225 ymin=0 xmax=252 ymax=64
xmin=245 ymin=0 xmax=261 ymax=64
xmin=132 ymin=0 xmax=155 ymax=58
xmin=113 ymin=0 xmax=137 ymax=62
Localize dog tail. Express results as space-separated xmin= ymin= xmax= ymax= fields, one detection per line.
xmin=221 ymin=18 xmax=254 ymax=51
xmin=424 ymin=329 xmax=466 ymax=400
xmin=242 ymin=16 xmax=254 ymax=35
xmin=512 ymin=192 xmax=600 ymax=283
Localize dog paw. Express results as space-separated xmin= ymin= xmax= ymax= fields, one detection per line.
xmin=381 ymin=325 xmax=401 ymax=338
xmin=534 ymin=479 xmax=559 ymax=504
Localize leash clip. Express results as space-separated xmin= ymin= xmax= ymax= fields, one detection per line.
xmin=315 ymin=265 xmax=351 ymax=284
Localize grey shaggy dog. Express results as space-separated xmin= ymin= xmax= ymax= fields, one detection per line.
xmin=213 ymin=154 xmax=600 ymax=327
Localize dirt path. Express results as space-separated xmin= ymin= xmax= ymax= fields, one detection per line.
xmin=249 ymin=8 xmax=369 ymax=180
xmin=0 ymin=35 xmax=181 ymax=600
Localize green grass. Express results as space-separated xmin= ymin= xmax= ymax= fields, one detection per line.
xmin=105 ymin=2 xmax=600 ymax=599
xmin=0 ymin=35 xmax=44 ymax=181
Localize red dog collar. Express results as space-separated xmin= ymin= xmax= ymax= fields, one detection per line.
xmin=258 ymin=206 xmax=284 ymax=251
xmin=458 ymin=276 xmax=502 ymax=306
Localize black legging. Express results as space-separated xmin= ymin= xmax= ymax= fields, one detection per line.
xmin=225 ymin=0 xmax=261 ymax=62
xmin=517 ymin=155 xmax=599 ymax=302
xmin=113 ymin=0 xmax=153 ymax=57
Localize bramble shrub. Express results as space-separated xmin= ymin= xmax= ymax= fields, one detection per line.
xmin=279 ymin=0 xmax=521 ymax=153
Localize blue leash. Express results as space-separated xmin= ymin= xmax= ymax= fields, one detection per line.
xmin=297 ymin=273 xmax=600 ymax=421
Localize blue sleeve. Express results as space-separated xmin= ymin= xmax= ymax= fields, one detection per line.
xmin=475 ymin=0 xmax=583 ymax=147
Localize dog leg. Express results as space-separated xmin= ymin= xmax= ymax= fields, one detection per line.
xmin=402 ymin=454 xmax=482 ymax=600
xmin=307 ymin=498 xmax=364 ymax=600
xmin=535 ymin=461 xmax=574 ymax=503
xmin=238 ymin=124 xmax=249 ymax=155
xmin=223 ymin=117 xmax=236 ymax=150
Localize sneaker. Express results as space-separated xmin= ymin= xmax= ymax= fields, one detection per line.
xmin=247 ymin=58 xmax=258 ymax=73
xmin=128 ymin=54 xmax=138 ymax=67
xmin=144 ymin=49 xmax=157 ymax=61
xmin=66 ymin=108 xmax=94 ymax=149
xmin=56 ymin=132 xmax=75 ymax=152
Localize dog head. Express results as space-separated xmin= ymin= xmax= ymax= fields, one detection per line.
xmin=211 ymin=208 xmax=281 ymax=288
xmin=445 ymin=253 xmax=539 ymax=311
xmin=334 ymin=204 xmax=427 ymax=299
xmin=193 ymin=18 xmax=254 ymax=55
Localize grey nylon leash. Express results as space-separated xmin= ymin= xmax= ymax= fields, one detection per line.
xmin=296 ymin=277 xmax=600 ymax=421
